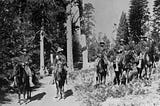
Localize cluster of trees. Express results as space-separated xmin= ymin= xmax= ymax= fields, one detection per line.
xmin=0 ymin=0 xmax=95 ymax=78
xmin=0 ymin=0 xmax=68 ymax=76
xmin=114 ymin=0 xmax=160 ymax=54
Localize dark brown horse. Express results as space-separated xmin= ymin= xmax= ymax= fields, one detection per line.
xmin=143 ymin=51 xmax=154 ymax=79
xmin=15 ymin=64 xmax=31 ymax=103
xmin=115 ymin=50 xmax=136 ymax=85
xmin=136 ymin=41 xmax=156 ymax=80
xmin=136 ymin=51 xmax=155 ymax=80
xmin=54 ymin=60 xmax=67 ymax=99
xmin=96 ymin=57 xmax=108 ymax=85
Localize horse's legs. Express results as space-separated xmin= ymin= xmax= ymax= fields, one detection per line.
xmin=139 ymin=68 xmax=143 ymax=79
xmin=100 ymin=73 xmax=103 ymax=84
xmin=137 ymin=68 xmax=141 ymax=79
xmin=96 ymin=73 xmax=100 ymax=85
xmin=143 ymin=66 xmax=147 ymax=79
xmin=27 ymin=90 xmax=29 ymax=99
xmin=29 ymin=88 xmax=31 ymax=99
xmin=104 ymin=70 xmax=107 ymax=84
xmin=119 ymin=68 xmax=123 ymax=85
xmin=117 ymin=71 xmax=120 ymax=85
xmin=96 ymin=76 xmax=98 ymax=85
xmin=148 ymin=66 xmax=152 ymax=79
xmin=55 ymin=82 xmax=59 ymax=98
xmin=126 ymin=69 xmax=130 ymax=84
xmin=114 ymin=71 xmax=119 ymax=85
xmin=59 ymin=86 xmax=63 ymax=99
xmin=23 ymin=88 xmax=26 ymax=100
xmin=113 ymin=73 xmax=117 ymax=85
xmin=59 ymin=81 xmax=64 ymax=99
xmin=62 ymin=85 xmax=64 ymax=99
xmin=18 ymin=90 xmax=21 ymax=103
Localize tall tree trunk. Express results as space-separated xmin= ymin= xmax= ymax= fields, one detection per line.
xmin=81 ymin=34 xmax=88 ymax=69
xmin=40 ymin=26 xmax=45 ymax=77
xmin=66 ymin=1 xmax=74 ymax=71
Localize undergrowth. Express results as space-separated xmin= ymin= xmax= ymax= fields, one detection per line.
xmin=68 ymin=67 xmax=160 ymax=106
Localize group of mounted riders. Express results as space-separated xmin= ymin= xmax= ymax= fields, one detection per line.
xmin=11 ymin=46 xmax=67 ymax=102
xmin=11 ymin=38 xmax=160 ymax=102
xmin=96 ymin=40 xmax=159 ymax=86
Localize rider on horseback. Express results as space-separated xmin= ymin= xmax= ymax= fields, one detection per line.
xmin=53 ymin=47 xmax=67 ymax=84
xmin=12 ymin=48 xmax=34 ymax=87
xmin=97 ymin=41 xmax=108 ymax=71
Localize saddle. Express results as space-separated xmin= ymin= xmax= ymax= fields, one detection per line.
xmin=54 ymin=60 xmax=65 ymax=81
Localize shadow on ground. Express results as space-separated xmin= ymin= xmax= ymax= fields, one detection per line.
xmin=0 ymin=81 xmax=44 ymax=105
xmin=64 ymin=89 xmax=73 ymax=99
xmin=0 ymin=90 xmax=13 ymax=104
xmin=29 ymin=92 xmax=46 ymax=102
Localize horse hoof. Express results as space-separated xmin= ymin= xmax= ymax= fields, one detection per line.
xmin=55 ymin=96 xmax=59 ymax=98
xmin=59 ymin=97 xmax=63 ymax=100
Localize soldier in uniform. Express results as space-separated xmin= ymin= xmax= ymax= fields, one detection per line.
xmin=52 ymin=47 xmax=67 ymax=84
xmin=12 ymin=48 xmax=34 ymax=87
xmin=20 ymin=48 xmax=34 ymax=87
xmin=98 ymin=41 xmax=108 ymax=72
xmin=113 ymin=53 xmax=120 ymax=85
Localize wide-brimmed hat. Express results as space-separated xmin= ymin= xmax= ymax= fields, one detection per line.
xmin=117 ymin=49 xmax=123 ymax=54
xmin=57 ymin=47 xmax=63 ymax=53
xmin=22 ymin=48 xmax=27 ymax=52
xmin=100 ymin=41 xmax=105 ymax=45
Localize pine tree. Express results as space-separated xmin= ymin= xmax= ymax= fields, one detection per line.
xmin=0 ymin=0 xmax=68 ymax=75
xmin=129 ymin=0 xmax=150 ymax=44
xmin=81 ymin=3 xmax=95 ymax=41
xmin=116 ymin=12 xmax=130 ymax=45
xmin=152 ymin=0 xmax=160 ymax=50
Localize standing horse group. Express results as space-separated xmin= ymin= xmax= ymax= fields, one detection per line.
xmin=96 ymin=47 xmax=158 ymax=86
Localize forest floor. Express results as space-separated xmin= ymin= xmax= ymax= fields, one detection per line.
xmin=1 ymin=62 xmax=160 ymax=106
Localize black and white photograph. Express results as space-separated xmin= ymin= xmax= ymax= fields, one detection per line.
xmin=1 ymin=0 xmax=160 ymax=106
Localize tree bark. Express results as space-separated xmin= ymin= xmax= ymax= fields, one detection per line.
xmin=40 ymin=27 xmax=45 ymax=77
xmin=66 ymin=1 xmax=74 ymax=71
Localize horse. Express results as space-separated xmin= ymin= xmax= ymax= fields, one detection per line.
xmin=15 ymin=64 xmax=31 ymax=103
xmin=136 ymin=52 xmax=145 ymax=79
xmin=143 ymin=51 xmax=154 ymax=79
xmin=136 ymin=50 xmax=155 ymax=80
xmin=116 ymin=50 xmax=136 ymax=85
xmin=96 ymin=57 xmax=108 ymax=85
xmin=54 ymin=60 xmax=67 ymax=99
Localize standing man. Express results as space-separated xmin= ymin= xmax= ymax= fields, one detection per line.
xmin=113 ymin=55 xmax=120 ymax=85
xmin=136 ymin=51 xmax=143 ymax=79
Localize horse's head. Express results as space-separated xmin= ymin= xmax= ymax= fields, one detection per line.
xmin=16 ymin=63 xmax=26 ymax=77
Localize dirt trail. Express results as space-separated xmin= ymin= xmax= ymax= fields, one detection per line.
xmin=2 ymin=76 xmax=81 ymax=106
xmin=2 ymin=66 xmax=160 ymax=106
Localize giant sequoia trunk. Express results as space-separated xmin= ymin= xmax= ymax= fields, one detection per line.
xmin=66 ymin=1 xmax=74 ymax=71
